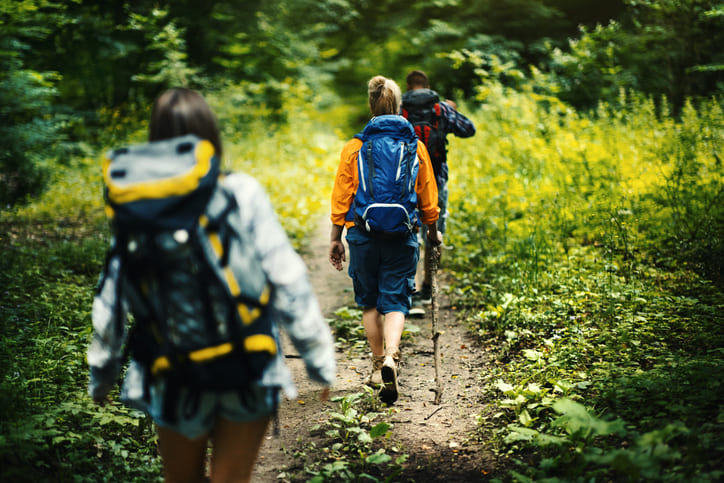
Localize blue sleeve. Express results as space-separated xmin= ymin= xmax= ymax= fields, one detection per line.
xmin=440 ymin=102 xmax=476 ymax=138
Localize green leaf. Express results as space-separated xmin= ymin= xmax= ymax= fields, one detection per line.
xmin=518 ymin=409 xmax=533 ymax=426
xmin=495 ymin=379 xmax=515 ymax=393
xmin=366 ymin=449 xmax=392 ymax=465
xmin=369 ymin=422 xmax=390 ymax=439
xmin=357 ymin=431 xmax=372 ymax=444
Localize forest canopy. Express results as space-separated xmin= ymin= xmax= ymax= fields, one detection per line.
xmin=2 ymin=0 xmax=722 ymax=206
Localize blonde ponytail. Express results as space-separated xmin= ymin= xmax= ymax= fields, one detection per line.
xmin=368 ymin=75 xmax=402 ymax=116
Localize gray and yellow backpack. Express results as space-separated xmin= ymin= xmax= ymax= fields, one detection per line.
xmin=101 ymin=134 xmax=276 ymax=421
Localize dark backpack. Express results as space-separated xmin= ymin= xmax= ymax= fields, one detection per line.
xmin=347 ymin=115 xmax=420 ymax=237
xmin=102 ymin=134 xmax=276 ymax=421
xmin=401 ymin=88 xmax=447 ymax=163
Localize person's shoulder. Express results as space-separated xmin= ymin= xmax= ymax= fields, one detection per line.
xmin=342 ymin=137 xmax=363 ymax=155
xmin=416 ymin=139 xmax=431 ymax=158
xmin=221 ymin=172 xmax=267 ymax=204
xmin=222 ymin=171 xmax=260 ymax=190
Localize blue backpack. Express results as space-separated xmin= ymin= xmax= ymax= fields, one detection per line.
xmin=347 ymin=115 xmax=420 ymax=237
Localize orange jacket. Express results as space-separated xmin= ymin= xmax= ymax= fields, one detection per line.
xmin=330 ymin=136 xmax=440 ymax=229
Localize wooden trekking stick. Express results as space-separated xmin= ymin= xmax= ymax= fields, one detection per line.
xmin=430 ymin=244 xmax=443 ymax=404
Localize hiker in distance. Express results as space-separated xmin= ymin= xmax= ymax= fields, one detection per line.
xmin=401 ymin=70 xmax=476 ymax=308
xmin=329 ymin=75 xmax=442 ymax=404
xmin=88 ymin=88 xmax=335 ymax=483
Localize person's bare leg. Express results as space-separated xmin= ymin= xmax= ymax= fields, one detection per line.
xmin=210 ymin=417 xmax=271 ymax=483
xmin=380 ymin=311 xmax=405 ymax=403
xmin=156 ymin=425 xmax=208 ymax=483
xmin=362 ymin=307 xmax=384 ymax=356
xmin=382 ymin=311 xmax=405 ymax=355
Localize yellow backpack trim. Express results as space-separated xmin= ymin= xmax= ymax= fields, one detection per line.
xmin=149 ymin=335 xmax=276 ymax=376
xmin=238 ymin=303 xmax=262 ymax=325
xmin=104 ymin=140 xmax=215 ymax=204
xmin=189 ymin=342 xmax=234 ymax=362
xmin=151 ymin=356 xmax=171 ymax=375
xmin=244 ymin=334 xmax=277 ymax=355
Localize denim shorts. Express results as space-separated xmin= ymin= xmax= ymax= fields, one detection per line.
xmin=346 ymin=226 xmax=419 ymax=314
xmin=148 ymin=382 xmax=279 ymax=440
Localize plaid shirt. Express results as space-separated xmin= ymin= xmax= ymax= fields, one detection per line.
xmin=428 ymin=101 xmax=475 ymax=183
xmin=438 ymin=101 xmax=475 ymax=155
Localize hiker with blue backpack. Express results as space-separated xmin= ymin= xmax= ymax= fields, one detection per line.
xmin=88 ymin=88 xmax=335 ymax=483
xmin=401 ymin=70 xmax=476 ymax=307
xmin=329 ymin=75 xmax=442 ymax=404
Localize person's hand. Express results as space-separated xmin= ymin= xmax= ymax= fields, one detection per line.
xmin=443 ymin=99 xmax=458 ymax=110
xmin=329 ymin=241 xmax=346 ymax=271
xmin=427 ymin=229 xmax=443 ymax=247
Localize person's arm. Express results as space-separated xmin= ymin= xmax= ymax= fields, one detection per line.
xmin=439 ymin=101 xmax=475 ymax=138
xmin=330 ymin=139 xmax=361 ymax=228
xmin=415 ymin=141 xmax=442 ymax=246
xmin=329 ymin=223 xmax=346 ymax=271
xmin=328 ymin=139 xmax=360 ymax=270
xmin=87 ymin=255 xmax=127 ymax=404
xmin=226 ymin=173 xmax=336 ymax=388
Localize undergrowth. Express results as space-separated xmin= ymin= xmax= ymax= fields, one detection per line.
xmin=447 ymin=82 xmax=724 ymax=481
xmin=293 ymin=389 xmax=409 ymax=483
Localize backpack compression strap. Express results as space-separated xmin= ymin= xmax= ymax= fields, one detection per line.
xmin=198 ymin=192 xmax=272 ymax=326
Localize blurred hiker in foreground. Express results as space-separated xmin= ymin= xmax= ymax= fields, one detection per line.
xmin=88 ymin=87 xmax=335 ymax=483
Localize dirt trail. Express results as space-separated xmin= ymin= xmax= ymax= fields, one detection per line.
xmin=254 ymin=218 xmax=497 ymax=482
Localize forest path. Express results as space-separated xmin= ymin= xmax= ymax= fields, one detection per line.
xmin=254 ymin=217 xmax=498 ymax=482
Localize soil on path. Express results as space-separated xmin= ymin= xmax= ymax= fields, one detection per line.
xmin=254 ymin=218 xmax=500 ymax=482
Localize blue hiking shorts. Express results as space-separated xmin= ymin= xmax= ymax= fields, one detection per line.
xmin=346 ymin=226 xmax=419 ymax=314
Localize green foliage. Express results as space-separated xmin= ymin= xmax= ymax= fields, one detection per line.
xmin=538 ymin=0 xmax=724 ymax=110
xmin=447 ymin=81 xmax=724 ymax=481
xmin=213 ymin=86 xmax=343 ymax=247
xmin=507 ymin=400 xmax=699 ymax=482
xmin=0 ymin=0 xmax=67 ymax=205
xmin=301 ymin=390 xmax=408 ymax=483
xmin=3 ymin=4 xmax=724 ymax=478
xmin=128 ymin=8 xmax=201 ymax=89
xmin=329 ymin=306 xmax=367 ymax=352
xmin=5 ymin=0 xmax=724 ymax=207
xmin=0 ymin=205 xmax=160 ymax=480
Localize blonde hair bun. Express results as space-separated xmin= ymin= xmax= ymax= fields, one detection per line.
xmin=368 ymin=75 xmax=402 ymax=116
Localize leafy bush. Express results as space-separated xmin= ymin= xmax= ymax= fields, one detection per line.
xmin=0 ymin=2 xmax=65 ymax=206
xmin=536 ymin=1 xmax=724 ymax=110
xmin=446 ymin=80 xmax=724 ymax=481
xmin=300 ymin=390 xmax=408 ymax=483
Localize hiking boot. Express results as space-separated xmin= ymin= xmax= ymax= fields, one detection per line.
xmin=379 ymin=350 xmax=401 ymax=404
xmin=366 ymin=355 xmax=385 ymax=387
